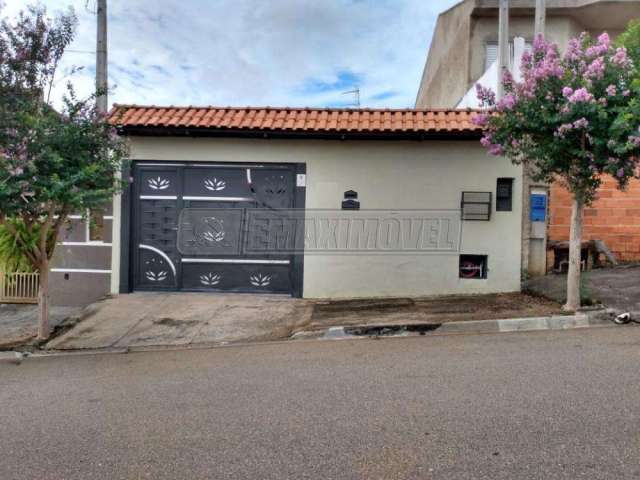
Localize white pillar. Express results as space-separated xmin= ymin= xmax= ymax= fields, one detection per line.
xmin=535 ymin=0 xmax=546 ymax=38
xmin=497 ymin=0 xmax=510 ymax=100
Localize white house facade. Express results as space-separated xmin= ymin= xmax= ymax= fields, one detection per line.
xmin=96 ymin=105 xmax=524 ymax=301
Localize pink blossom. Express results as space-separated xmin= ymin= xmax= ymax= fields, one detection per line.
xmin=573 ymin=118 xmax=589 ymax=129
xmin=585 ymin=57 xmax=605 ymax=79
xmin=502 ymin=69 xmax=514 ymax=89
xmin=555 ymin=123 xmax=573 ymax=138
xmin=617 ymin=168 xmax=626 ymax=178
xmin=562 ymin=87 xmax=574 ymax=98
xmin=606 ymin=84 xmax=617 ymax=96
xmin=568 ymin=88 xmax=594 ymax=103
xmin=629 ymin=136 xmax=640 ymax=146
xmin=488 ymin=144 xmax=504 ymax=156
xmin=533 ymin=33 xmax=547 ymax=54
xmin=611 ymin=47 xmax=631 ymax=67
xmin=497 ymin=93 xmax=516 ymax=111
xmin=472 ymin=113 xmax=490 ymax=127
xmin=585 ymin=34 xmax=609 ymax=57
xmin=564 ymin=38 xmax=583 ymax=62
xmin=597 ymin=32 xmax=611 ymax=49
xmin=475 ymin=83 xmax=496 ymax=107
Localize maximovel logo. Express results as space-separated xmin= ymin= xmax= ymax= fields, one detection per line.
xmin=177 ymin=209 xmax=462 ymax=255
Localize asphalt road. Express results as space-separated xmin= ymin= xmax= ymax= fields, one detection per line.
xmin=2 ymin=327 xmax=640 ymax=480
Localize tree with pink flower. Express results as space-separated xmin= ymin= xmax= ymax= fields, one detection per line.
xmin=0 ymin=5 xmax=129 ymax=339
xmin=474 ymin=32 xmax=640 ymax=311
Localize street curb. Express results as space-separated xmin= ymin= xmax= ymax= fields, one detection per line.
xmin=3 ymin=312 xmax=622 ymax=362
xmin=436 ymin=313 xmax=606 ymax=334
xmin=299 ymin=312 xmax=613 ymax=339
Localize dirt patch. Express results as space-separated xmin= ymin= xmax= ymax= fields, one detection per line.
xmin=305 ymin=292 xmax=564 ymax=331
xmin=153 ymin=317 xmax=200 ymax=328
xmin=526 ymin=265 xmax=640 ymax=314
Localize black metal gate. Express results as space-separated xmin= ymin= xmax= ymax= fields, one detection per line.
xmin=131 ymin=162 xmax=300 ymax=295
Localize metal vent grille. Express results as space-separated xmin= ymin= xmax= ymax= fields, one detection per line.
xmin=461 ymin=192 xmax=492 ymax=221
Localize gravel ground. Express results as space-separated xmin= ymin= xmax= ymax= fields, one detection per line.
xmin=526 ymin=265 xmax=640 ymax=314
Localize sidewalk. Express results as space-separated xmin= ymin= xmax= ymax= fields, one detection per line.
xmin=0 ymin=304 xmax=80 ymax=349
xmin=42 ymin=291 xmax=571 ymax=351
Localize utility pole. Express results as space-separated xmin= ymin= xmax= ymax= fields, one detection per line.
xmin=497 ymin=0 xmax=510 ymax=100
xmin=535 ymin=0 xmax=546 ymax=37
xmin=96 ymin=0 xmax=108 ymax=113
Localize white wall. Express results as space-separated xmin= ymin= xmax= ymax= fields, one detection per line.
xmin=113 ymin=136 xmax=523 ymax=298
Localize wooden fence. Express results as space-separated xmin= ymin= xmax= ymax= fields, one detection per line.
xmin=0 ymin=272 xmax=39 ymax=304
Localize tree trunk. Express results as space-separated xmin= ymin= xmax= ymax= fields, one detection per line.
xmin=37 ymin=259 xmax=50 ymax=340
xmin=564 ymin=194 xmax=584 ymax=311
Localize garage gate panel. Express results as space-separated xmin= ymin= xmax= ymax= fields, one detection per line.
xmin=131 ymin=162 xmax=299 ymax=295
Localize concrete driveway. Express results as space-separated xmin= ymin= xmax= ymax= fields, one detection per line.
xmin=46 ymin=293 xmax=313 ymax=350
xmin=45 ymin=291 xmax=565 ymax=351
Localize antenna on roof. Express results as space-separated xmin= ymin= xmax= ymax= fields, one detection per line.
xmin=341 ymin=87 xmax=361 ymax=108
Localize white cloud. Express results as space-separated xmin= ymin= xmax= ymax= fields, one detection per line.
xmin=4 ymin=0 xmax=460 ymax=109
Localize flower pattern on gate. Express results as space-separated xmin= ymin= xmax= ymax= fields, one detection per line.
xmin=249 ymin=273 xmax=272 ymax=287
xmin=202 ymin=229 xmax=225 ymax=243
xmin=200 ymin=217 xmax=226 ymax=243
xmin=145 ymin=271 xmax=168 ymax=282
xmin=204 ymin=177 xmax=226 ymax=192
xmin=200 ymin=273 xmax=222 ymax=286
xmin=148 ymin=176 xmax=170 ymax=190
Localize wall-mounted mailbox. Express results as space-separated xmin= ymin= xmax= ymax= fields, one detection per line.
xmin=342 ymin=190 xmax=360 ymax=210
xmin=530 ymin=193 xmax=547 ymax=222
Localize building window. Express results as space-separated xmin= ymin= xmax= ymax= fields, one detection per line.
xmin=459 ymin=255 xmax=488 ymax=279
xmin=485 ymin=42 xmax=499 ymax=71
xmin=496 ymin=178 xmax=514 ymax=212
xmin=485 ymin=41 xmax=533 ymax=71
xmin=461 ymin=192 xmax=492 ymax=221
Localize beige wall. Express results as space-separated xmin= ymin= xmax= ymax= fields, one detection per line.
xmin=112 ymin=137 xmax=523 ymax=299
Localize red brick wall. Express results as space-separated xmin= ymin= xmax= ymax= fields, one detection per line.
xmin=549 ymin=177 xmax=640 ymax=262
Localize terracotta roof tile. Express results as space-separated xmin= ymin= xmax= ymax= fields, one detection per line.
xmin=109 ymin=105 xmax=482 ymax=137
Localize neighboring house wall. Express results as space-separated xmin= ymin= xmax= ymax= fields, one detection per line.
xmin=416 ymin=0 xmax=640 ymax=109
xmin=49 ymin=208 xmax=113 ymax=307
xmin=415 ymin=1 xmax=474 ymax=109
xmin=112 ymin=137 xmax=523 ymax=298
xmin=549 ymin=178 xmax=640 ymax=262
xmin=468 ymin=16 xmax=582 ymax=89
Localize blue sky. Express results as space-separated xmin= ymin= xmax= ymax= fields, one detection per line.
xmin=3 ymin=0 xmax=461 ymax=109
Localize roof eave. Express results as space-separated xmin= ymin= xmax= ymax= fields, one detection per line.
xmin=116 ymin=125 xmax=483 ymax=141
